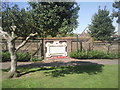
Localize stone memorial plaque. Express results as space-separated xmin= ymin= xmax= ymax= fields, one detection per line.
xmin=49 ymin=46 xmax=65 ymax=54
xmin=46 ymin=41 xmax=67 ymax=57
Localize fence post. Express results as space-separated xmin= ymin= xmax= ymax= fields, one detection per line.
xmin=80 ymin=41 xmax=82 ymax=51
xmin=76 ymin=34 xmax=79 ymax=52
xmin=36 ymin=37 xmax=39 ymax=59
xmin=88 ymin=43 xmax=91 ymax=51
xmin=41 ymin=38 xmax=44 ymax=59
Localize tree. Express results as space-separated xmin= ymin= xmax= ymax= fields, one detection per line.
xmin=88 ymin=7 xmax=115 ymax=41
xmin=112 ymin=1 xmax=120 ymax=23
xmin=2 ymin=3 xmax=37 ymax=38
xmin=29 ymin=2 xmax=80 ymax=37
xmin=1 ymin=2 xmax=79 ymax=78
xmin=1 ymin=3 xmax=37 ymax=78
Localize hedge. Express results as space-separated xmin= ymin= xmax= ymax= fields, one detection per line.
xmin=70 ymin=50 xmax=119 ymax=59
xmin=1 ymin=51 xmax=31 ymax=62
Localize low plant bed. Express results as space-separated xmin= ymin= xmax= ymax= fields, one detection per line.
xmin=70 ymin=50 xmax=119 ymax=59
xmin=1 ymin=51 xmax=31 ymax=62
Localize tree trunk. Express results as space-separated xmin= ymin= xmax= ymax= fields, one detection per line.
xmin=107 ymin=43 xmax=112 ymax=55
xmin=107 ymin=45 xmax=110 ymax=54
xmin=0 ymin=27 xmax=38 ymax=78
xmin=7 ymin=40 xmax=19 ymax=78
xmin=80 ymin=41 xmax=82 ymax=51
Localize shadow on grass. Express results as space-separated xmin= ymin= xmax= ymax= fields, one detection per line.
xmin=2 ymin=61 xmax=104 ymax=77
xmin=44 ymin=64 xmax=104 ymax=77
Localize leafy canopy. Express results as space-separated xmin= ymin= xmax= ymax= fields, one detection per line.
xmin=2 ymin=2 xmax=80 ymax=38
xmin=88 ymin=7 xmax=115 ymax=41
xmin=29 ymin=2 xmax=80 ymax=37
xmin=112 ymin=1 xmax=120 ymax=23
xmin=2 ymin=3 xmax=36 ymax=38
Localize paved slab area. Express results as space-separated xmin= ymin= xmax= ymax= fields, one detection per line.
xmin=0 ymin=58 xmax=118 ymax=69
xmin=43 ymin=58 xmax=118 ymax=65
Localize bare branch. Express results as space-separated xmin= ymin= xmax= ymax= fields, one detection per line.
xmin=10 ymin=25 xmax=17 ymax=38
xmin=16 ymin=32 xmax=37 ymax=52
xmin=32 ymin=41 xmax=42 ymax=56
xmin=11 ymin=36 xmax=18 ymax=42
xmin=0 ymin=27 xmax=11 ymax=40
xmin=11 ymin=31 xmax=15 ymax=38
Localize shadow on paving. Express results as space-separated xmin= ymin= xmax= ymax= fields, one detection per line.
xmin=3 ymin=61 xmax=104 ymax=77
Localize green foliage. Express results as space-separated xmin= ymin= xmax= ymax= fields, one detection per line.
xmin=17 ymin=52 xmax=31 ymax=62
xmin=107 ymin=52 xmax=120 ymax=59
xmin=31 ymin=56 xmax=43 ymax=62
xmin=88 ymin=7 xmax=115 ymax=41
xmin=1 ymin=51 xmax=31 ymax=62
xmin=87 ymin=50 xmax=108 ymax=59
xmin=70 ymin=50 xmax=119 ymax=59
xmin=2 ymin=3 xmax=36 ymax=38
xmin=29 ymin=2 xmax=80 ymax=37
xmin=1 ymin=51 xmax=11 ymax=62
xmin=112 ymin=1 xmax=120 ymax=23
xmin=2 ymin=2 xmax=80 ymax=37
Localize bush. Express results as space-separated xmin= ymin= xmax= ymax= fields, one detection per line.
xmin=1 ymin=51 xmax=10 ymax=62
xmin=17 ymin=52 xmax=31 ymax=62
xmin=31 ymin=56 xmax=43 ymax=62
xmin=87 ymin=50 xmax=108 ymax=59
xmin=1 ymin=51 xmax=31 ymax=62
xmin=70 ymin=50 xmax=119 ymax=59
xmin=107 ymin=52 xmax=119 ymax=59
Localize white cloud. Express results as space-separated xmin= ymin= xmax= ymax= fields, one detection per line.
xmin=114 ymin=24 xmax=120 ymax=34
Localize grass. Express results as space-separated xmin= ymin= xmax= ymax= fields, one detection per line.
xmin=2 ymin=64 xmax=118 ymax=88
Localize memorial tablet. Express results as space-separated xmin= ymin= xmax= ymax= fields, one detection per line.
xmin=46 ymin=41 xmax=67 ymax=57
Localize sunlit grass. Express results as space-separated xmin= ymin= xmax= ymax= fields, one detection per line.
xmin=2 ymin=64 xmax=118 ymax=88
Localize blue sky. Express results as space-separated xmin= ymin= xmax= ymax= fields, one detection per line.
xmin=76 ymin=2 xmax=117 ymax=33
xmin=12 ymin=2 xmax=118 ymax=34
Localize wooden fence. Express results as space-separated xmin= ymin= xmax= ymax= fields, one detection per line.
xmin=1 ymin=37 xmax=119 ymax=59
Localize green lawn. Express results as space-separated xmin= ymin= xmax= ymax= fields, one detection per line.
xmin=2 ymin=64 xmax=118 ymax=88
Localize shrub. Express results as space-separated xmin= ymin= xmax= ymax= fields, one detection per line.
xmin=31 ymin=56 xmax=43 ymax=62
xmin=107 ymin=52 xmax=119 ymax=59
xmin=78 ymin=51 xmax=88 ymax=59
xmin=1 ymin=51 xmax=10 ymax=62
xmin=70 ymin=50 xmax=119 ymax=59
xmin=87 ymin=50 xmax=108 ymax=59
xmin=17 ymin=52 xmax=31 ymax=62
xmin=1 ymin=51 xmax=31 ymax=62
xmin=69 ymin=51 xmax=79 ymax=59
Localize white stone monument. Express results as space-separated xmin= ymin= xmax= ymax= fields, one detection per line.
xmin=46 ymin=41 xmax=67 ymax=57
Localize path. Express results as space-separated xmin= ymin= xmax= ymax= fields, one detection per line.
xmin=0 ymin=58 xmax=118 ymax=69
